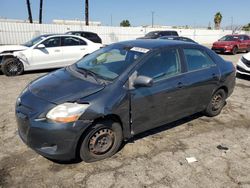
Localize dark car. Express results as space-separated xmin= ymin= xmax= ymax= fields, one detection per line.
xmin=16 ymin=40 xmax=235 ymax=162
xmin=66 ymin=31 xmax=102 ymax=44
xmin=137 ymin=30 xmax=178 ymax=39
xmin=158 ymin=36 xmax=197 ymax=43
xmin=212 ymin=34 xmax=250 ymax=55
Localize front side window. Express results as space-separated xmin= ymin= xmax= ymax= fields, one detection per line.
xmin=74 ymin=44 xmax=147 ymax=81
xmin=42 ymin=37 xmax=61 ymax=48
xmin=183 ymin=48 xmax=215 ymax=71
xmin=137 ymin=49 xmax=181 ymax=81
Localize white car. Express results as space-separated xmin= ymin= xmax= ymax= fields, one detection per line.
xmin=237 ymin=52 xmax=250 ymax=76
xmin=0 ymin=34 xmax=102 ymax=76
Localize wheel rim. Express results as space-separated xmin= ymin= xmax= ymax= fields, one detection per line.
xmin=211 ymin=93 xmax=223 ymax=111
xmin=6 ymin=59 xmax=23 ymax=76
xmin=233 ymin=47 xmax=237 ymax=54
xmin=88 ymin=128 xmax=115 ymax=155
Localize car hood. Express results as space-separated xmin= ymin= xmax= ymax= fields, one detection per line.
xmin=29 ymin=68 xmax=105 ymax=104
xmin=243 ymin=52 xmax=250 ymax=60
xmin=0 ymin=45 xmax=28 ymax=54
xmin=213 ymin=41 xmax=236 ymax=46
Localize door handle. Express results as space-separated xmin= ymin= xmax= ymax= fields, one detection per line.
xmin=80 ymin=48 xmax=85 ymax=50
xmin=177 ymin=82 xmax=184 ymax=88
xmin=54 ymin=49 xmax=60 ymax=52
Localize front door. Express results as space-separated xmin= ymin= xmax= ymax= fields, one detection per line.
xmin=30 ymin=37 xmax=63 ymax=69
xmin=130 ymin=48 xmax=189 ymax=134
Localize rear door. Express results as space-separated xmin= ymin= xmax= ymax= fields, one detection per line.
xmin=181 ymin=47 xmax=221 ymax=113
xmin=130 ymin=48 xmax=190 ymax=134
xmin=30 ymin=36 xmax=63 ymax=69
xmin=61 ymin=36 xmax=88 ymax=65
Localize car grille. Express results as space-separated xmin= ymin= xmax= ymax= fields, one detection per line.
xmin=237 ymin=65 xmax=250 ymax=74
xmin=212 ymin=47 xmax=225 ymax=51
xmin=16 ymin=104 xmax=33 ymax=143
xmin=241 ymin=56 xmax=250 ymax=67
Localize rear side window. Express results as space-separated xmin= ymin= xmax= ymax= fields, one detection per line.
xmin=137 ymin=49 xmax=181 ymax=81
xmin=243 ymin=35 xmax=250 ymax=40
xmin=62 ymin=37 xmax=87 ymax=46
xmin=171 ymin=31 xmax=178 ymax=36
xmin=183 ymin=49 xmax=216 ymax=71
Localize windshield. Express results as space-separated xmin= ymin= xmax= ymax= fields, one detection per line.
xmin=219 ymin=35 xmax=239 ymax=42
xmin=23 ymin=35 xmax=47 ymax=47
xmin=74 ymin=44 xmax=149 ymax=81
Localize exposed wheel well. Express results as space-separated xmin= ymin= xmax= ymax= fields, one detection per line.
xmin=75 ymin=114 xmax=123 ymax=160
xmin=217 ymin=86 xmax=228 ymax=97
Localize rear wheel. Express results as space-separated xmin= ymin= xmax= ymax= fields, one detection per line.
xmin=204 ymin=89 xmax=226 ymax=117
xmin=79 ymin=120 xmax=122 ymax=162
xmin=2 ymin=57 xmax=24 ymax=76
xmin=232 ymin=46 xmax=238 ymax=55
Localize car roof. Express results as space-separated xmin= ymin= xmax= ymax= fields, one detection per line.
xmin=115 ymin=39 xmax=199 ymax=49
xmin=226 ymin=34 xmax=246 ymax=36
xmin=66 ymin=31 xmax=97 ymax=34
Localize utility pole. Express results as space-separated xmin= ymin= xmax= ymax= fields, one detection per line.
xmin=39 ymin=0 xmax=43 ymax=24
xmin=26 ymin=0 xmax=33 ymax=23
xmin=231 ymin=16 xmax=234 ymax=33
xmin=151 ymin=11 xmax=154 ymax=28
xmin=85 ymin=0 xmax=89 ymax=26
xmin=111 ymin=14 xmax=113 ymax=26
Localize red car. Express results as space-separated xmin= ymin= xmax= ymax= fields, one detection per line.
xmin=212 ymin=34 xmax=250 ymax=55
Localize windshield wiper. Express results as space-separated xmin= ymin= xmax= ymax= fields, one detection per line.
xmin=74 ymin=65 xmax=104 ymax=84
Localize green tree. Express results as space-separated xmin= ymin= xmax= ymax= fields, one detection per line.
xmin=214 ymin=12 xmax=223 ymax=30
xmin=242 ymin=23 xmax=250 ymax=31
xmin=120 ymin=20 xmax=131 ymax=27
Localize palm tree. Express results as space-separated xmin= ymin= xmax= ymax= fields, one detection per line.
xmin=85 ymin=0 xmax=89 ymax=25
xmin=39 ymin=0 xmax=43 ymax=24
xmin=214 ymin=12 xmax=222 ymax=30
xmin=26 ymin=0 xmax=33 ymax=23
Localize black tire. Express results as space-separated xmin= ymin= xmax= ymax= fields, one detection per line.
xmin=2 ymin=57 xmax=24 ymax=76
xmin=204 ymin=89 xmax=226 ymax=117
xmin=232 ymin=46 xmax=238 ymax=55
xmin=79 ymin=120 xmax=122 ymax=162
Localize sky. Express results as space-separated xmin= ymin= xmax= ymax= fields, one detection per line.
xmin=0 ymin=0 xmax=249 ymax=27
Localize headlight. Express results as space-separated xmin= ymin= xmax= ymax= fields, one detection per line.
xmin=46 ymin=103 xmax=89 ymax=123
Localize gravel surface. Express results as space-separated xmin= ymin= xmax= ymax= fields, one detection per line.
xmin=0 ymin=52 xmax=250 ymax=188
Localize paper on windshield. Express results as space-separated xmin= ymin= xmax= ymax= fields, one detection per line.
xmin=130 ymin=47 xmax=150 ymax=53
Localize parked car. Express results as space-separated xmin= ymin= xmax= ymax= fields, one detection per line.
xmin=236 ymin=52 xmax=250 ymax=76
xmin=158 ymin=36 xmax=197 ymax=43
xmin=16 ymin=40 xmax=235 ymax=162
xmin=137 ymin=30 xmax=178 ymax=39
xmin=66 ymin=31 xmax=102 ymax=44
xmin=212 ymin=34 xmax=250 ymax=55
xmin=0 ymin=34 xmax=102 ymax=76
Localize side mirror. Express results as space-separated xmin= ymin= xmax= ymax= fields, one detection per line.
xmin=133 ymin=75 xmax=153 ymax=87
xmin=36 ymin=44 xmax=46 ymax=49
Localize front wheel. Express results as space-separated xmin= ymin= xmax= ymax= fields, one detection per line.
xmin=232 ymin=46 xmax=238 ymax=55
xmin=2 ymin=57 xmax=24 ymax=76
xmin=79 ymin=120 xmax=123 ymax=162
xmin=204 ymin=89 xmax=226 ymax=117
